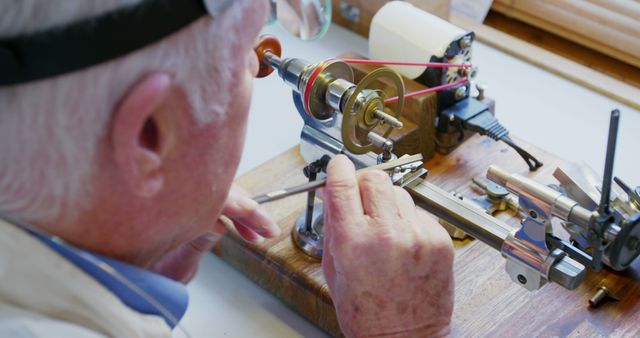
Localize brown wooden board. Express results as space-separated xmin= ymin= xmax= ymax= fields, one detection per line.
xmin=331 ymin=0 xmax=450 ymax=38
xmin=491 ymin=0 xmax=640 ymax=69
xmin=483 ymin=11 xmax=640 ymax=89
xmin=213 ymin=135 xmax=640 ymax=337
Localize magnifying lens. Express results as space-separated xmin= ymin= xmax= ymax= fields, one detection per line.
xmin=268 ymin=0 xmax=332 ymax=41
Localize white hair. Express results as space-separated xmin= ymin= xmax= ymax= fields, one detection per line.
xmin=0 ymin=0 xmax=249 ymax=224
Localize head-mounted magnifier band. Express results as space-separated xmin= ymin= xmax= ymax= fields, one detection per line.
xmin=0 ymin=0 xmax=226 ymax=87
xmin=0 ymin=0 xmax=332 ymax=87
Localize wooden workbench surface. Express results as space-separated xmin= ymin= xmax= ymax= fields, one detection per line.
xmin=213 ymin=135 xmax=639 ymax=337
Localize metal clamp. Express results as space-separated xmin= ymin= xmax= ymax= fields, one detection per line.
xmin=502 ymin=216 xmax=585 ymax=290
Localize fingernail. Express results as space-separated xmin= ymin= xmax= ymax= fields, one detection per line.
xmin=238 ymin=197 xmax=281 ymax=238
xmin=257 ymin=207 xmax=281 ymax=237
xmin=251 ymin=235 xmax=265 ymax=244
xmin=266 ymin=220 xmax=281 ymax=237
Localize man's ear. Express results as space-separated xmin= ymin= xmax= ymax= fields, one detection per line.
xmin=111 ymin=73 xmax=173 ymax=197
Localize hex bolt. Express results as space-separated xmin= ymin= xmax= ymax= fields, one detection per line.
xmin=454 ymin=86 xmax=467 ymax=100
xmin=367 ymin=132 xmax=395 ymax=163
xmin=476 ymin=83 xmax=487 ymax=100
xmin=589 ymin=286 xmax=619 ymax=308
xmin=469 ymin=66 xmax=478 ymax=79
xmin=459 ymin=36 xmax=472 ymax=49
xmin=457 ymin=64 xmax=475 ymax=79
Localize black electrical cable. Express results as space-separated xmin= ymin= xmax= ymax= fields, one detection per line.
xmin=501 ymin=136 xmax=544 ymax=171
xmin=456 ymin=109 xmax=543 ymax=171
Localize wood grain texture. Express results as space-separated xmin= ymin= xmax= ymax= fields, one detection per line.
xmin=492 ymin=0 xmax=640 ymax=68
xmin=586 ymin=0 xmax=640 ymax=21
xmin=213 ymin=136 xmax=640 ymax=337
xmin=483 ymin=11 xmax=640 ymax=88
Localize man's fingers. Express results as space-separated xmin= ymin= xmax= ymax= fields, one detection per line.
xmin=188 ymin=232 xmax=222 ymax=252
xmin=222 ymin=185 xmax=281 ymax=238
xmin=416 ymin=208 xmax=453 ymax=242
xmin=190 ymin=218 xmax=229 ymax=252
xmin=394 ymin=186 xmax=417 ymax=219
xmin=233 ymin=222 xmax=265 ymax=243
xmin=324 ymin=155 xmax=364 ymax=235
xmin=321 ymin=247 xmax=337 ymax=292
xmin=358 ymin=170 xmax=397 ymax=220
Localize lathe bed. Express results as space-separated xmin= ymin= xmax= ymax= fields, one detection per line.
xmin=212 ymin=134 xmax=640 ymax=337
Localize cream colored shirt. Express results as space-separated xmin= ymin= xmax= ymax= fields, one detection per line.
xmin=0 ymin=218 xmax=173 ymax=338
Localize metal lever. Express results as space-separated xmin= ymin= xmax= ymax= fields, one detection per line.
xmin=253 ymin=154 xmax=424 ymax=204
xmin=614 ymin=176 xmax=640 ymax=209
xmin=471 ymin=177 xmax=520 ymax=214
xmin=591 ymin=109 xmax=620 ymax=271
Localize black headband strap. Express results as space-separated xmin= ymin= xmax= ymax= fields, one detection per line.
xmin=0 ymin=0 xmax=208 ymax=87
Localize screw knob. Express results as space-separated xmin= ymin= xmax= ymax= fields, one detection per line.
xmin=254 ymin=35 xmax=282 ymax=78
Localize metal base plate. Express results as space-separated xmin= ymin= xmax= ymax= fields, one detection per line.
xmin=292 ymin=203 xmax=324 ymax=258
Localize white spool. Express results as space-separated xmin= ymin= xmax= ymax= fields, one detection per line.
xmin=369 ymin=1 xmax=467 ymax=80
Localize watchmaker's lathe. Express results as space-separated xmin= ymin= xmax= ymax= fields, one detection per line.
xmin=252 ymin=3 xmax=640 ymax=293
xmin=211 ymin=3 xmax=640 ymax=337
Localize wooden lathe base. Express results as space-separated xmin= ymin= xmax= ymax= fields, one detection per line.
xmin=212 ymin=135 xmax=640 ymax=337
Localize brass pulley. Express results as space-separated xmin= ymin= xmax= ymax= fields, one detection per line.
xmin=341 ymin=68 xmax=405 ymax=154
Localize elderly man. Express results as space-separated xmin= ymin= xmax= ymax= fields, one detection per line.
xmin=0 ymin=0 xmax=454 ymax=337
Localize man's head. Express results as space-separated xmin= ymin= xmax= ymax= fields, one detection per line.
xmin=0 ymin=0 xmax=269 ymax=266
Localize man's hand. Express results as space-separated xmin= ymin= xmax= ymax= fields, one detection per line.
xmin=219 ymin=184 xmax=281 ymax=243
xmin=322 ymin=155 xmax=455 ymax=338
xmin=150 ymin=184 xmax=280 ymax=283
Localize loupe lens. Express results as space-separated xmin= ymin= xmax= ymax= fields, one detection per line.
xmin=274 ymin=0 xmax=331 ymax=40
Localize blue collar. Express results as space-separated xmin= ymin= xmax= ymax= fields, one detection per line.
xmin=28 ymin=229 xmax=189 ymax=329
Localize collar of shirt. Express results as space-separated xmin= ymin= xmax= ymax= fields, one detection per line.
xmin=27 ymin=228 xmax=189 ymax=329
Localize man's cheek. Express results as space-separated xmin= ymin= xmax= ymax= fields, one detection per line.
xmin=222 ymin=68 xmax=253 ymax=146
xmin=227 ymin=0 xmax=269 ymax=50
xmin=247 ymin=49 xmax=259 ymax=77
